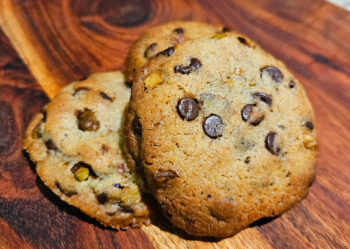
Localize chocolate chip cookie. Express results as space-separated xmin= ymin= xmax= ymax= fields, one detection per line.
xmin=24 ymin=72 xmax=150 ymax=229
xmin=125 ymin=21 xmax=223 ymax=84
xmin=124 ymin=33 xmax=317 ymax=237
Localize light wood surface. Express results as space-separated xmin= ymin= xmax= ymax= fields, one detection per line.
xmin=0 ymin=0 xmax=349 ymax=248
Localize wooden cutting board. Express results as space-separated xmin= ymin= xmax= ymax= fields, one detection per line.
xmin=0 ymin=0 xmax=349 ymax=248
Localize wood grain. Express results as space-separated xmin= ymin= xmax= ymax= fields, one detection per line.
xmin=0 ymin=0 xmax=349 ymax=248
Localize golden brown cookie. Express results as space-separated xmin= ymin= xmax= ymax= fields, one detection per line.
xmin=24 ymin=72 xmax=150 ymax=229
xmin=124 ymin=33 xmax=317 ymax=237
xmin=125 ymin=21 xmax=223 ymax=84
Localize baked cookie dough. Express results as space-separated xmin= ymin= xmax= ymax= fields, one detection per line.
xmin=24 ymin=72 xmax=150 ymax=229
xmin=124 ymin=33 xmax=317 ymax=237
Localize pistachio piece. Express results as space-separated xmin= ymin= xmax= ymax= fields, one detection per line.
xmin=144 ymin=70 xmax=163 ymax=88
xmin=74 ymin=167 xmax=89 ymax=181
xmin=211 ymin=33 xmax=227 ymax=39
xmin=121 ymin=187 xmax=141 ymax=205
xmin=303 ymin=134 xmax=318 ymax=149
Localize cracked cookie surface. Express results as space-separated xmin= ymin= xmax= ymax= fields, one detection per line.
xmin=24 ymin=72 xmax=150 ymax=229
xmin=124 ymin=33 xmax=317 ymax=237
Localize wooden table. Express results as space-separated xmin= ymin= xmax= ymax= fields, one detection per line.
xmin=0 ymin=0 xmax=349 ymax=248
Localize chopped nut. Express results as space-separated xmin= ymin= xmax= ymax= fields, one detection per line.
xmin=303 ymin=134 xmax=317 ymax=149
xmin=249 ymin=82 xmax=256 ymax=86
xmin=74 ymin=167 xmax=89 ymax=181
xmin=144 ymin=70 xmax=163 ymax=88
xmin=121 ymin=187 xmax=141 ymax=205
xmin=211 ymin=33 xmax=227 ymax=39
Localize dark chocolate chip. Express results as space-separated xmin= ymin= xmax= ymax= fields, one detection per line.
xmin=260 ymin=66 xmax=284 ymax=83
xmin=244 ymin=156 xmax=251 ymax=164
xmin=76 ymin=108 xmax=100 ymax=131
xmin=71 ymin=161 xmax=97 ymax=178
xmin=250 ymin=115 xmax=265 ymax=126
xmin=265 ymin=131 xmax=280 ymax=155
xmin=207 ymin=194 xmax=212 ymax=200
xmin=153 ymin=170 xmax=179 ymax=184
xmin=73 ymin=87 xmax=89 ymax=96
xmin=221 ymin=26 xmax=230 ymax=32
xmin=177 ymin=98 xmax=199 ymax=121
xmin=241 ymin=104 xmax=264 ymax=126
xmin=252 ymin=92 xmax=272 ymax=106
xmin=97 ymin=193 xmax=108 ymax=204
xmin=45 ymin=139 xmax=58 ymax=151
xmin=305 ymin=121 xmax=314 ymax=130
xmin=144 ymin=43 xmax=157 ymax=58
xmin=119 ymin=205 xmax=134 ymax=213
xmin=99 ymin=92 xmax=113 ymax=102
xmin=241 ymin=104 xmax=254 ymax=121
xmin=41 ymin=109 xmax=47 ymax=122
xmin=132 ymin=116 xmax=142 ymax=136
xmin=289 ymin=81 xmax=295 ymax=88
xmin=55 ymin=182 xmax=77 ymax=197
xmin=155 ymin=46 xmax=175 ymax=58
xmin=173 ymin=27 xmax=184 ymax=35
xmin=237 ymin=36 xmax=249 ymax=46
xmin=203 ymin=114 xmax=224 ymax=138
xmin=113 ymin=183 xmax=124 ymax=189
xmin=174 ymin=58 xmax=201 ymax=74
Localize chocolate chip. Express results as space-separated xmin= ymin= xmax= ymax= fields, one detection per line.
xmin=132 ymin=116 xmax=142 ymax=136
xmin=250 ymin=115 xmax=265 ymax=126
xmin=76 ymin=108 xmax=100 ymax=131
xmin=99 ymin=92 xmax=113 ymax=102
xmin=305 ymin=121 xmax=314 ymax=130
xmin=203 ymin=114 xmax=224 ymax=138
xmin=261 ymin=66 xmax=284 ymax=83
xmin=45 ymin=139 xmax=58 ymax=151
xmin=174 ymin=58 xmax=201 ymax=74
xmin=221 ymin=26 xmax=230 ymax=32
xmin=155 ymin=46 xmax=175 ymax=58
xmin=113 ymin=183 xmax=124 ymax=189
xmin=237 ymin=36 xmax=249 ymax=46
xmin=289 ymin=81 xmax=295 ymax=88
xmin=97 ymin=193 xmax=108 ymax=204
xmin=144 ymin=43 xmax=157 ymax=58
xmin=252 ymin=92 xmax=272 ymax=106
xmin=241 ymin=104 xmax=264 ymax=126
xmin=173 ymin=27 xmax=184 ymax=35
xmin=119 ymin=205 xmax=134 ymax=213
xmin=153 ymin=170 xmax=179 ymax=184
xmin=265 ymin=131 xmax=281 ymax=155
xmin=73 ymin=87 xmax=89 ymax=96
xmin=71 ymin=161 xmax=97 ymax=177
xmin=41 ymin=109 xmax=47 ymax=122
xmin=241 ymin=104 xmax=254 ymax=121
xmin=177 ymin=98 xmax=199 ymax=121
xmin=117 ymin=163 xmax=127 ymax=174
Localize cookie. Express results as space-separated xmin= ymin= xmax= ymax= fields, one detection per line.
xmin=24 ymin=72 xmax=150 ymax=229
xmin=125 ymin=21 xmax=224 ymax=84
xmin=124 ymin=33 xmax=317 ymax=237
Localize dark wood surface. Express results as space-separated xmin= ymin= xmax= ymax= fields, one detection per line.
xmin=0 ymin=0 xmax=349 ymax=248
